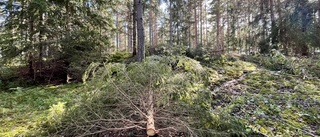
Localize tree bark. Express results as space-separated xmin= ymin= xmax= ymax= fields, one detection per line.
xmin=276 ymin=0 xmax=287 ymax=55
xmin=136 ymin=0 xmax=145 ymax=62
xmin=300 ymin=0 xmax=309 ymax=56
xmin=318 ymin=0 xmax=320 ymax=22
xmin=66 ymin=0 xmax=70 ymax=38
xmin=231 ymin=0 xmax=237 ymax=51
xmin=204 ymin=1 xmax=208 ymax=47
xmin=216 ymin=0 xmax=221 ymax=51
xmin=188 ymin=1 xmax=192 ymax=48
xmin=226 ymin=2 xmax=230 ymax=53
xmin=200 ymin=0 xmax=203 ymax=45
xmin=169 ymin=1 xmax=173 ymax=47
xmin=133 ymin=0 xmax=137 ymax=56
xmin=127 ymin=5 xmax=132 ymax=52
xmin=270 ymin=0 xmax=276 ymax=46
xmin=193 ymin=0 xmax=198 ymax=48
xmin=28 ymin=5 xmax=35 ymax=79
xmin=38 ymin=13 xmax=45 ymax=77
xmin=153 ymin=0 xmax=158 ymax=47
xmin=149 ymin=0 xmax=153 ymax=53
xmin=116 ymin=13 xmax=119 ymax=50
xmin=260 ymin=0 xmax=269 ymax=53
xmin=153 ymin=10 xmax=158 ymax=47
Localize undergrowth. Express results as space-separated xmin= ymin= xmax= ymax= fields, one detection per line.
xmin=1 ymin=53 xmax=319 ymax=137
xmin=44 ymin=55 xmax=254 ymax=137
xmin=0 ymin=84 xmax=83 ymax=137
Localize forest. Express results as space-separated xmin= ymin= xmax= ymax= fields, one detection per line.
xmin=0 ymin=0 xmax=320 ymax=136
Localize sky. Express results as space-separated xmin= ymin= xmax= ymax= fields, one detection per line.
xmin=0 ymin=1 xmax=4 ymax=25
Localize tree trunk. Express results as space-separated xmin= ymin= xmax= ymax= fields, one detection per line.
xmin=270 ymin=0 xmax=276 ymax=46
xmin=276 ymin=0 xmax=287 ymax=54
xmin=66 ymin=0 xmax=70 ymax=38
xmin=300 ymin=0 xmax=309 ymax=56
xmin=153 ymin=1 xmax=158 ymax=47
xmin=136 ymin=0 xmax=145 ymax=62
xmin=318 ymin=0 xmax=320 ymax=22
xmin=28 ymin=9 xmax=35 ymax=79
xmin=8 ymin=1 xmax=14 ymax=47
xmin=133 ymin=0 xmax=137 ymax=56
xmin=153 ymin=10 xmax=158 ymax=47
xmin=128 ymin=5 xmax=132 ymax=52
xmin=231 ymin=0 xmax=237 ymax=51
xmin=149 ymin=0 xmax=153 ymax=53
xmin=200 ymin=0 xmax=203 ymax=45
xmin=260 ymin=0 xmax=269 ymax=53
xmin=116 ymin=13 xmax=119 ymax=50
xmin=193 ymin=0 xmax=198 ymax=48
xmin=169 ymin=1 xmax=173 ymax=47
xmin=216 ymin=0 xmax=221 ymax=52
xmin=20 ymin=0 xmax=25 ymax=44
xmin=204 ymin=1 xmax=208 ymax=47
xmin=188 ymin=1 xmax=192 ymax=48
xmin=38 ymin=13 xmax=45 ymax=77
xmin=226 ymin=2 xmax=230 ymax=53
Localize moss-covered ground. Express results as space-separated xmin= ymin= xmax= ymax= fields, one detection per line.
xmin=0 ymin=55 xmax=319 ymax=136
xmin=0 ymin=84 xmax=84 ymax=137
xmin=210 ymin=55 xmax=320 ymax=137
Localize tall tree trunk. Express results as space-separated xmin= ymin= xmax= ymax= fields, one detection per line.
xmin=116 ymin=13 xmax=119 ymax=50
xmin=149 ymin=0 xmax=153 ymax=53
xmin=237 ymin=18 xmax=241 ymax=53
xmin=127 ymin=5 xmax=132 ymax=52
xmin=216 ymin=0 xmax=221 ymax=52
xmin=245 ymin=8 xmax=250 ymax=54
xmin=153 ymin=10 xmax=158 ymax=47
xmin=28 ymin=10 xmax=35 ymax=79
xmin=300 ymin=0 xmax=309 ymax=56
xmin=133 ymin=0 xmax=137 ymax=56
xmin=260 ymin=0 xmax=269 ymax=53
xmin=204 ymin=0 xmax=208 ymax=47
xmin=38 ymin=13 xmax=45 ymax=77
xmin=231 ymin=0 xmax=237 ymax=51
xmin=169 ymin=1 xmax=173 ymax=47
xmin=137 ymin=0 xmax=145 ymax=62
xmin=8 ymin=1 xmax=14 ymax=47
xmin=221 ymin=17 xmax=225 ymax=53
xmin=66 ymin=0 xmax=70 ymax=38
xmin=152 ymin=0 xmax=158 ymax=46
xmin=276 ymin=0 xmax=287 ymax=54
xmin=270 ymin=0 xmax=276 ymax=46
xmin=200 ymin=0 xmax=203 ymax=45
xmin=318 ymin=0 xmax=320 ymax=22
xmin=188 ymin=1 xmax=192 ymax=48
xmin=20 ymin=0 xmax=25 ymax=45
xmin=226 ymin=1 xmax=230 ymax=53
xmin=193 ymin=0 xmax=198 ymax=48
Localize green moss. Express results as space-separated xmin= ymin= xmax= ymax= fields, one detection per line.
xmin=177 ymin=56 xmax=205 ymax=73
xmin=0 ymin=85 xmax=84 ymax=136
xmin=207 ymin=68 xmax=220 ymax=84
xmin=281 ymin=109 xmax=305 ymax=128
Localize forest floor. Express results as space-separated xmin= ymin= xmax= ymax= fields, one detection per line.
xmin=0 ymin=54 xmax=319 ymax=137
xmin=212 ymin=66 xmax=320 ymax=136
